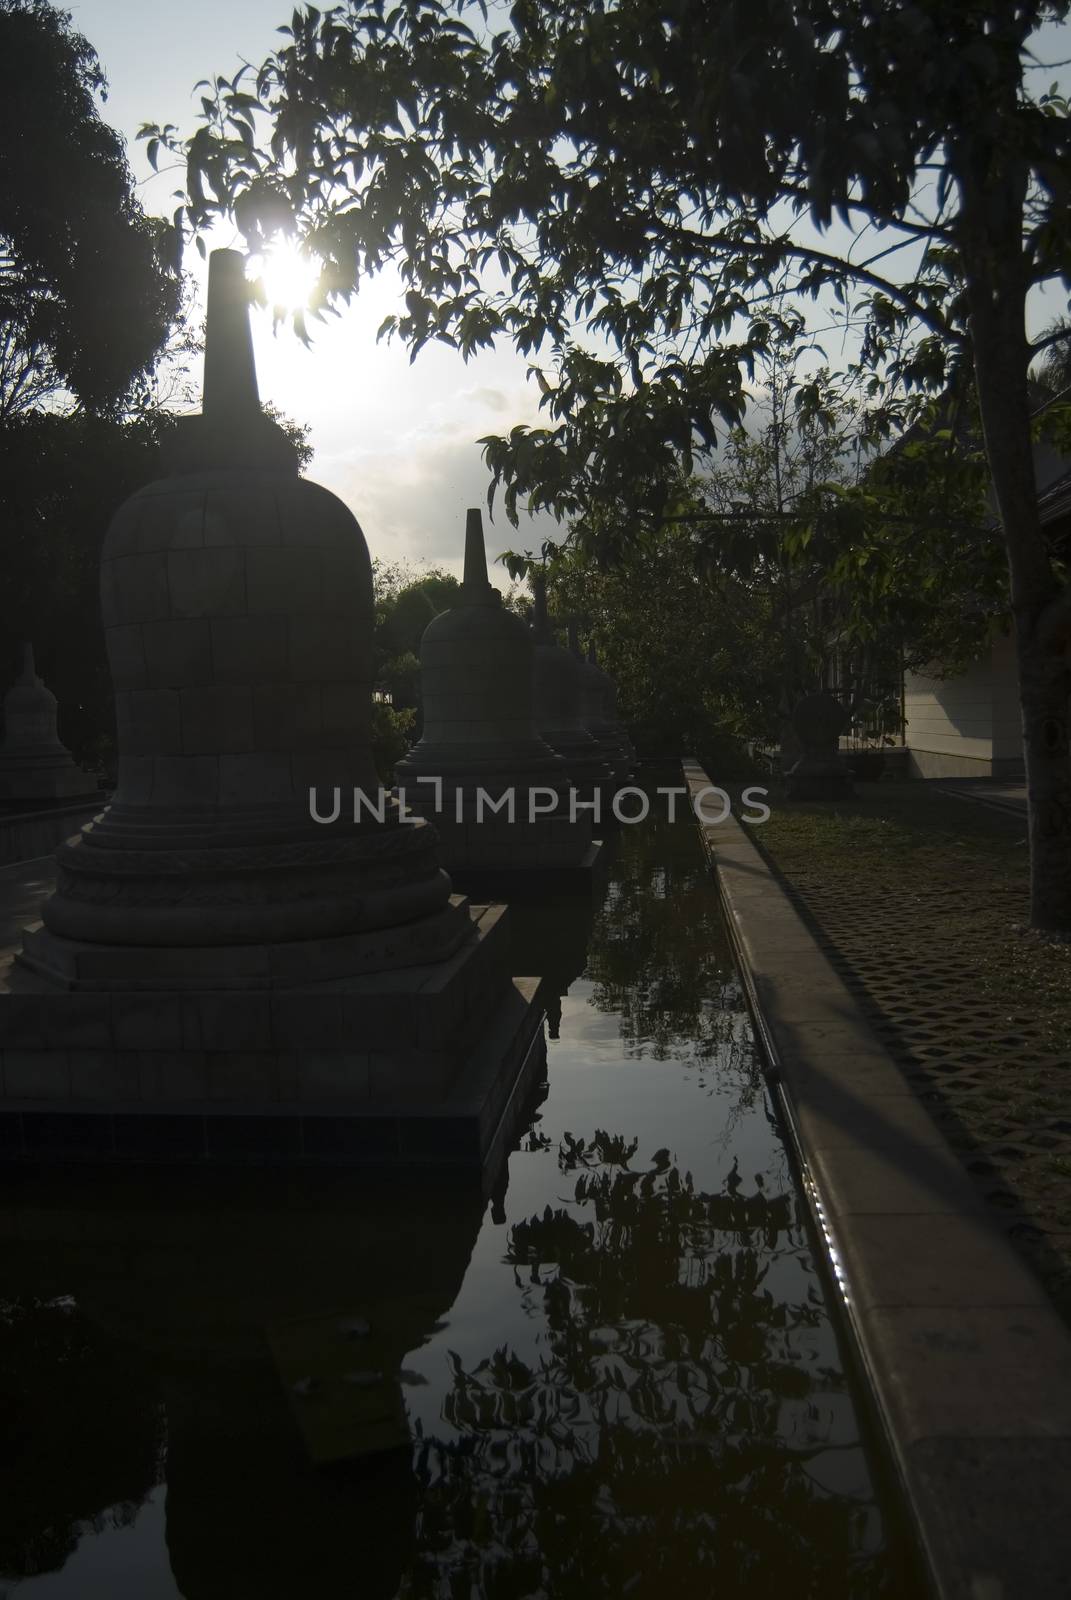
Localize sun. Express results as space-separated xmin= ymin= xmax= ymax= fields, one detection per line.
xmin=248 ymin=239 xmax=321 ymax=314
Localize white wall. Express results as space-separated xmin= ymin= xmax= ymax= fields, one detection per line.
xmin=904 ymin=655 xmax=995 ymax=764
xmin=903 ymin=635 xmax=1024 ymax=776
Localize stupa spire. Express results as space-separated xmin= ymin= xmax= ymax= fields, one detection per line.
xmin=587 ymin=640 xmax=597 ymax=667
xmin=202 ymin=248 xmax=260 ymax=422
xmin=460 ymin=508 xmax=496 ymax=603
xmin=567 ymin=618 xmax=582 ymax=659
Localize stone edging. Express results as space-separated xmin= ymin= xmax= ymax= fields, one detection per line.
xmin=682 ymin=759 xmax=1071 ymax=1600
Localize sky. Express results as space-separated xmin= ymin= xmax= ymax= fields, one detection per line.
xmin=66 ymin=1 xmax=1071 ymax=580
xmin=68 ymin=0 xmax=562 ymax=581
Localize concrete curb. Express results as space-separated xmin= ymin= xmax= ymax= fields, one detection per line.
xmin=683 ymin=759 xmax=1071 ymax=1600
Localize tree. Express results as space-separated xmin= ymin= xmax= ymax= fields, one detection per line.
xmin=0 ymin=0 xmax=181 ymax=416
xmin=510 ymin=506 xmax=781 ymax=764
xmin=366 ymin=561 xmax=461 ymax=777
xmin=154 ymin=0 xmax=1071 ymax=930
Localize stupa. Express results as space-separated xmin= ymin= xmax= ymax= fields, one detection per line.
xmin=2 ymin=249 xmax=542 ymax=1165
xmin=785 ymin=690 xmax=854 ymax=800
xmin=530 ymin=574 xmax=613 ymax=806
xmin=0 ymin=643 xmax=97 ymax=802
xmin=394 ymin=509 xmax=599 ymax=880
xmin=569 ymin=622 xmax=633 ymax=783
xmin=585 ymin=642 xmax=637 ymax=768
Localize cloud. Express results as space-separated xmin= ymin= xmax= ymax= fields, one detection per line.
xmin=322 ymin=433 xmax=562 ymax=578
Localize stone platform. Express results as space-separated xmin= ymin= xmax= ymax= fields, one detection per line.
xmin=0 ymin=900 xmax=546 ymax=1168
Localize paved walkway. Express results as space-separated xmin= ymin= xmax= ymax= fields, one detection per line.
xmin=749 ymin=780 xmax=1071 ymax=1323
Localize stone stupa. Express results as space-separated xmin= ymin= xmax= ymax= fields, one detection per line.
xmin=0 ymin=643 xmax=97 ymax=803
xmin=2 ymin=249 xmax=542 ymax=1165
xmin=585 ymin=641 xmax=637 ymax=769
xmin=785 ymin=690 xmax=854 ymax=800
xmin=530 ymin=574 xmax=613 ymax=806
xmin=568 ymin=622 xmax=633 ymax=784
xmin=394 ymin=509 xmax=599 ymax=880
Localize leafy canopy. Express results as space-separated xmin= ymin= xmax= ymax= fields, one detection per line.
xmin=0 ymin=0 xmax=181 ymax=415
xmin=149 ymin=0 xmax=1071 ymax=527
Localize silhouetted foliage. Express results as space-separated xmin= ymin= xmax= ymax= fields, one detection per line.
xmin=0 ymin=0 xmax=181 ymax=416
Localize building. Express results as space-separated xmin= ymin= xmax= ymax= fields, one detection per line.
xmin=901 ymin=441 xmax=1071 ymax=781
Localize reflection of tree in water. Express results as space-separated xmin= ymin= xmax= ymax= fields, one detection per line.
xmin=399 ymin=1141 xmax=901 ymax=1599
xmin=0 ymin=1296 xmax=162 ymax=1580
xmin=583 ymin=800 xmax=756 ymax=1074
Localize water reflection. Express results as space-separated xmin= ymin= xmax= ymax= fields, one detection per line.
xmin=401 ymin=1143 xmax=886 ymax=1598
xmin=0 ymin=776 xmax=907 ymax=1597
xmin=0 ymin=1168 xmax=486 ymax=1599
xmin=0 ymin=1296 xmax=162 ymax=1580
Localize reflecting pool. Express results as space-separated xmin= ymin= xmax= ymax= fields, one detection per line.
xmin=0 ymin=777 xmax=914 ymax=1597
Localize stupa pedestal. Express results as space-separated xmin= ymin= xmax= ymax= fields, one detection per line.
xmin=0 ymin=250 xmax=543 ymax=1166
xmin=530 ymin=575 xmax=614 ymax=811
xmin=395 ymin=511 xmax=600 ymax=886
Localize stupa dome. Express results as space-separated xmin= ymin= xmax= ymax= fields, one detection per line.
xmin=396 ymin=512 xmax=593 ymax=873
xmin=400 ymin=511 xmax=567 ymax=780
xmin=34 ymin=249 xmax=455 ymax=961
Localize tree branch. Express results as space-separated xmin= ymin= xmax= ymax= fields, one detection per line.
xmin=655 ymin=221 xmax=959 ymax=344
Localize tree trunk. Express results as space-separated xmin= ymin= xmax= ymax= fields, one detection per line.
xmin=957 ymin=155 xmax=1071 ymax=933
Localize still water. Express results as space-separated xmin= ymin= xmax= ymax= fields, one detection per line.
xmin=0 ymin=783 xmax=912 ymax=1597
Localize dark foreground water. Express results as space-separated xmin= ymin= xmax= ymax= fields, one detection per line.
xmin=0 ymin=781 xmax=913 ymax=1598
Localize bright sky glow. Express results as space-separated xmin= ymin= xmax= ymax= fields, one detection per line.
xmin=248 ymin=239 xmax=322 ymax=317
xmin=68 ymin=0 xmax=561 ymax=580
xmin=65 ymin=0 xmax=1071 ymax=578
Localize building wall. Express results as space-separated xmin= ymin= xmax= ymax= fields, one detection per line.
xmin=902 ymin=637 xmax=1024 ymax=779
xmin=903 ymin=655 xmax=995 ymax=774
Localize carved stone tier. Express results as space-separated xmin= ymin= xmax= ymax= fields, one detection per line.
xmin=396 ymin=511 xmax=595 ymax=874
xmin=0 ymin=644 xmax=97 ymax=802
xmin=529 ymin=574 xmax=614 ymax=805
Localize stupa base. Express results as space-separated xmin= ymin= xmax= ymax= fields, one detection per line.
xmin=15 ymin=895 xmax=473 ymax=991
xmin=0 ymin=906 xmax=546 ymax=1168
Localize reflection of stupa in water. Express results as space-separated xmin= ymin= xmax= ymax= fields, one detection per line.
xmin=506 ymin=886 xmax=598 ymax=1040
xmin=0 ymin=1295 xmax=162 ymax=1584
xmin=0 ymin=1158 xmax=504 ymax=1599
